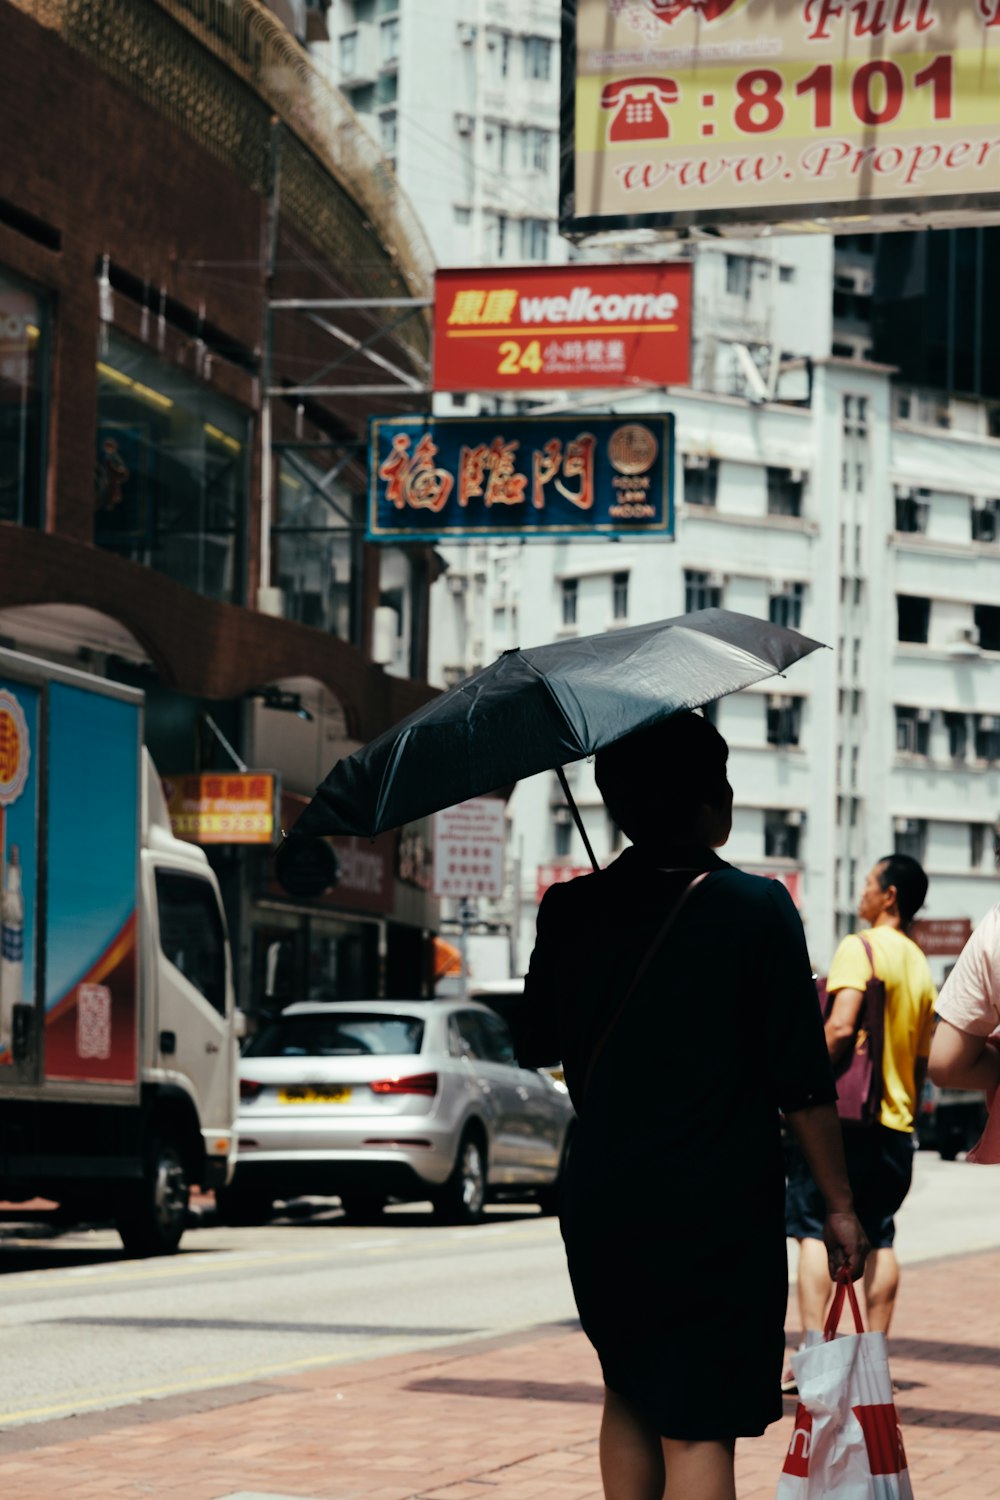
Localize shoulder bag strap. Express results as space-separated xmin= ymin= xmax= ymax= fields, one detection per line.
xmin=581 ymin=871 xmax=710 ymax=1104
xmin=857 ymin=933 xmax=877 ymax=979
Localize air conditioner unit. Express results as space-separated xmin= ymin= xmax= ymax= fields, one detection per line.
xmin=789 ymin=468 xmax=805 ymax=484
xmin=895 ymin=486 xmax=916 ymax=501
xmin=980 ymin=715 xmax=1000 ymax=732
xmin=785 ymin=810 xmax=804 ymax=828
xmin=894 ymin=817 xmax=918 ymax=835
xmin=458 ymin=22 xmax=477 ymax=43
xmin=705 ymin=572 xmax=725 ymax=588
xmin=916 ymin=708 xmax=932 ymax=724
xmin=447 ymin=573 xmax=467 ymax=595
xmin=769 ymin=694 xmax=794 ymax=710
xmin=683 ymin=452 xmax=711 ymax=470
xmin=974 ymin=495 xmax=989 ymax=512
xmin=455 ymin=113 xmax=475 ymax=136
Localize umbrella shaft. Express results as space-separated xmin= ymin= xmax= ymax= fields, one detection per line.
xmin=556 ymin=766 xmax=600 ymax=874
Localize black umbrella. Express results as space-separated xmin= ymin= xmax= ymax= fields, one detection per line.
xmin=283 ymin=609 xmax=823 ymax=875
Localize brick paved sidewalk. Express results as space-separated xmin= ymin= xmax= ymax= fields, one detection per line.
xmin=0 ymin=1248 xmax=998 ymax=1500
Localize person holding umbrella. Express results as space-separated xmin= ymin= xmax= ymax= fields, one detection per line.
xmin=514 ymin=712 xmax=868 ymax=1500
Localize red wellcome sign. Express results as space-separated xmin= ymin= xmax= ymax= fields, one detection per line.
xmin=433 ymin=263 xmax=692 ymax=393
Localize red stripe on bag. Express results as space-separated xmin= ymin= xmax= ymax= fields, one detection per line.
xmin=782 ymin=1404 xmax=813 ymax=1477
xmin=852 ymin=1403 xmax=908 ymax=1476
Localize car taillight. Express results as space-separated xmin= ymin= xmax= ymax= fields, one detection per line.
xmin=370 ymin=1072 xmax=438 ymax=1097
xmin=240 ymin=1079 xmax=264 ymax=1102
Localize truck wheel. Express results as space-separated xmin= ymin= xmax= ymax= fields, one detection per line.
xmin=215 ymin=1183 xmax=274 ymax=1227
xmin=116 ymin=1136 xmax=190 ymax=1257
xmin=433 ymin=1129 xmax=486 ymax=1224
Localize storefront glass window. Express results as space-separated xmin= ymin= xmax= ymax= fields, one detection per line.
xmin=0 ymin=270 xmax=47 ymax=527
xmin=95 ymin=335 xmax=248 ymax=602
xmin=274 ymin=457 xmax=356 ymax=639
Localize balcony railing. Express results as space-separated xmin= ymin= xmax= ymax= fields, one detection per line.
xmin=10 ymin=0 xmax=434 ymax=340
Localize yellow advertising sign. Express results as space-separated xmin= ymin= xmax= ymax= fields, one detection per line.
xmin=163 ymin=773 xmax=276 ymax=846
xmin=568 ymin=1 xmax=1000 ymax=234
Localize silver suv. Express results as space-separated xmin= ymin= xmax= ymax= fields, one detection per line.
xmin=219 ymin=1000 xmax=574 ymax=1225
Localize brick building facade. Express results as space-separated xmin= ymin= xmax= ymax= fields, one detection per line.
xmin=0 ymin=0 xmax=440 ymax=1005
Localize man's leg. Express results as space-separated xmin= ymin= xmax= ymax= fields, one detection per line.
xmin=662 ymin=1436 xmax=736 ymax=1500
xmin=796 ymin=1234 xmax=835 ymax=1332
xmin=863 ymin=1247 xmax=900 ymax=1334
xmin=600 ymin=1387 xmax=665 ymax=1500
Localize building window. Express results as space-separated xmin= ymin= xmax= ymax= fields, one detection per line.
xmin=975 ymin=716 xmax=1000 ymax=763
xmin=725 ymin=254 xmax=752 ymax=298
xmin=524 ymin=35 xmax=552 ymax=79
xmin=767 ymin=467 xmax=804 ymax=518
xmin=842 ymin=393 xmax=869 ymax=495
xmin=683 ymin=456 xmax=718 ymax=507
xmin=95 ymin=335 xmax=248 ymax=603
xmin=685 ymin=570 xmax=721 ymax=613
xmin=497 ymin=124 xmax=511 ymax=169
xmin=339 ymin=29 xmax=358 ymax=74
xmin=972 ymin=497 xmax=1000 ymax=542
xmin=764 ymin=810 xmax=800 ymax=860
xmin=273 ymin=458 xmax=357 ymax=640
xmin=498 ymin=32 xmax=511 ymax=78
xmin=523 ymin=127 xmax=550 ymax=173
xmin=897 ymin=595 xmax=930 ymax=644
xmin=895 ymin=489 xmax=929 ymax=534
xmin=608 ymin=814 xmax=623 ymax=853
xmin=971 ymin=823 xmax=988 ymax=870
xmin=561 ymin=578 xmax=578 ymax=626
xmin=454 ymin=205 xmax=472 ymax=224
xmin=520 ymin=218 xmax=549 ymax=261
xmin=493 ymin=213 xmax=508 ymax=260
xmin=974 ymin=604 xmax=1000 ymax=652
xmin=945 ymin=712 xmax=968 ymax=760
xmin=554 ymin=815 xmax=572 ymax=858
xmin=380 ymin=16 xmax=400 ymax=64
xmin=779 ymin=265 xmax=796 ymax=283
xmin=0 ymin=269 xmax=47 ymax=528
xmin=769 ymin=582 xmax=804 ymax=631
xmin=379 ymin=110 xmax=398 ymax=154
xmin=893 ymin=818 xmax=926 ymax=864
xmin=767 ymin=696 xmax=801 ymax=747
xmin=895 ymin=706 xmax=931 ymax=757
xmin=612 ymin=571 xmax=629 ymax=621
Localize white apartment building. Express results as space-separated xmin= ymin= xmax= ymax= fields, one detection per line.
xmin=322 ymin=0 xmax=563 ymax=267
xmin=431 ymin=364 xmax=1000 ymax=985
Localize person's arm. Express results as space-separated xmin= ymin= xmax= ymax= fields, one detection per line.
xmin=785 ymin=1102 xmax=869 ymax=1280
xmin=825 ymin=987 xmax=864 ymax=1066
xmin=929 ymin=1019 xmax=1000 ymax=1092
xmin=758 ymin=882 xmax=869 ymax=1279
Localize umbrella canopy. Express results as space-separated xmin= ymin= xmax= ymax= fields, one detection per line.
xmin=291 ymin=608 xmax=824 ymax=843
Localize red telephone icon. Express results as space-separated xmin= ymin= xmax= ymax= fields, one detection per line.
xmin=600 ymin=77 xmax=679 ymax=143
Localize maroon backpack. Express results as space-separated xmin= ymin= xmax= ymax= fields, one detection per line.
xmin=816 ymin=934 xmax=886 ymax=1128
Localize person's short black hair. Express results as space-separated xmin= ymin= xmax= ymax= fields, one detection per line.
xmin=876 ymin=854 xmax=928 ymax=927
xmin=594 ymin=711 xmax=729 ymax=846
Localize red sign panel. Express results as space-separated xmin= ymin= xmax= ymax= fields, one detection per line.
xmin=536 ymin=864 xmax=595 ymax=904
xmin=433 ymin=263 xmax=692 ymax=393
xmin=910 ymin=918 xmax=973 ymax=957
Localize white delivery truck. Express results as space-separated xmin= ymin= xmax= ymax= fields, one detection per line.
xmin=0 ymin=648 xmax=239 ymax=1255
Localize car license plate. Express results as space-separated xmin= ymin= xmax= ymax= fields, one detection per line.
xmin=278 ymin=1086 xmax=351 ymax=1105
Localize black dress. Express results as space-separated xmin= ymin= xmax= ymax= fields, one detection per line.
xmin=514 ymin=843 xmax=836 ymax=1441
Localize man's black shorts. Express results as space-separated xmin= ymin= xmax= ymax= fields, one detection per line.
xmin=785 ymin=1123 xmax=914 ymax=1251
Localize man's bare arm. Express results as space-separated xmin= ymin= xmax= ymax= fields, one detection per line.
xmin=824 ymin=987 xmax=864 ymax=1066
xmin=929 ymin=1020 xmax=1000 ymax=1092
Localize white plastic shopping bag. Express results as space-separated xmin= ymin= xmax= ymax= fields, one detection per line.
xmin=776 ymin=1277 xmax=913 ymax=1500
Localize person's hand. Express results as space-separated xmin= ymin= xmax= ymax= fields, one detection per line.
xmin=823 ymin=1211 xmax=869 ymax=1283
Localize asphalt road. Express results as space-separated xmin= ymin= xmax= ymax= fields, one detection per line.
xmin=0 ymin=1153 xmax=995 ymax=1431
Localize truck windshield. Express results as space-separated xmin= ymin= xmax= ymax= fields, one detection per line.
xmin=245 ymin=1013 xmax=424 ymax=1058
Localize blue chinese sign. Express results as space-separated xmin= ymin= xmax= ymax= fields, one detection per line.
xmin=368 ymin=413 xmax=674 ymax=542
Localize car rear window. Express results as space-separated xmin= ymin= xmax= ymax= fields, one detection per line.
xmin=245 ymin=1013 xmax=424 ymax=1058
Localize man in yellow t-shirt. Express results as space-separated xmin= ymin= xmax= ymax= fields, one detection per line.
xmin=786 ymin=854 xmax=936 ymax=1341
